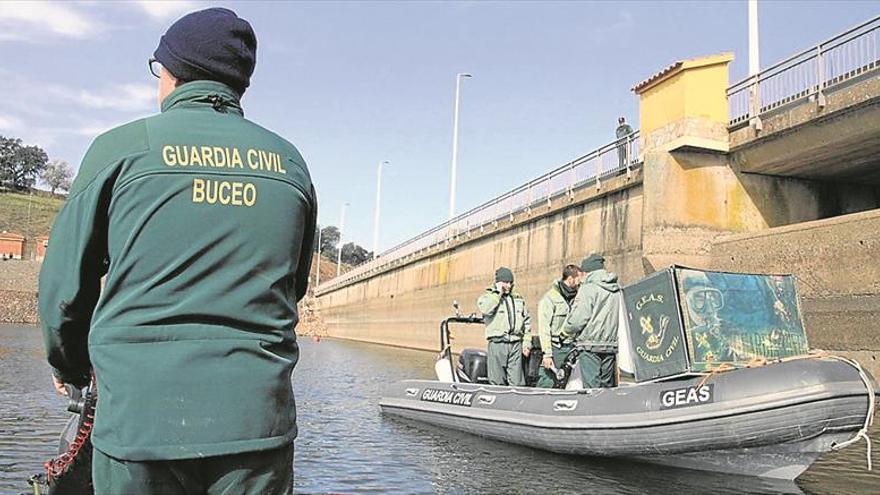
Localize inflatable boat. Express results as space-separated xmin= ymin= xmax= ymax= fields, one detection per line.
xmin=380 ymin=268 xmax=877 ymax=480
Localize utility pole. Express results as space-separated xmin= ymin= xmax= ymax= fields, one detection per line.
xmin=336 ymin=202 xmax=349 ymax=277
xmin=448 ymin=72 xmax=472 ymax=220
xmin=315 ymin=222 xmax=322 ymax=286
xmin=372 ymin=161 xmax=389 ymax=259
xmin=748 ymin=0 xmax=763 ymax=131
xmin=748 ymin=0 xmax=760 ymax=77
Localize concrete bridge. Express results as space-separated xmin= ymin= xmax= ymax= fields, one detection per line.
xmin=315 ymin=17 xmax=880 ymax=376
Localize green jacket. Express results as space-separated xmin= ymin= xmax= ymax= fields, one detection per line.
xmin=561 ymin=269 xmax=621 ymax=349
xmin=537 ymin=281 xmax=574 ymax=352
xmin=39 ymin=81 xmax=317 ymax=461
xmin=477 ymin=287 xmax=531 ymax=346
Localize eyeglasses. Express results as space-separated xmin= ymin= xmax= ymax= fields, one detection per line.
xmin=149 ymin=58 xmax=162 ymax=79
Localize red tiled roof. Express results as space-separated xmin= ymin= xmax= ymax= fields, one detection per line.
xmin=632 ymin=53 xmax=734 ymax=93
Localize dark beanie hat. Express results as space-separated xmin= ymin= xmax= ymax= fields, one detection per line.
xmin=495 ymin=267 xmax=514 ymax=283
xmin=580 ymin=254 xmax=605 ymax=273
xmin=154 ymin=8 xmax=257 ymax=95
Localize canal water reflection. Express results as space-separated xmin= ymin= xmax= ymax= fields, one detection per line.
xmin=1 ymin=325 xmax=877 ymax=494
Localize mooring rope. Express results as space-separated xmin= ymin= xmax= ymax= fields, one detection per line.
xmin=688 ymin=351 xmax=874 ymax=472
xmin=826 ymin=355 xmax=875 ymax=472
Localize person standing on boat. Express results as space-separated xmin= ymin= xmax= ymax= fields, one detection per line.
xmin=477 ymin=267 xmax=532 ymax=386
xmin=535 ymin=264 xmax=582 ymax=388
xmin=561 ymin=254 xmax=621 ymax=388
xmin=39 ymin=8 xmax=316 ymax=494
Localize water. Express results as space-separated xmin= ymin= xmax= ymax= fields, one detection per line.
xmin=1 ymin=324 xmax=878 ymax=494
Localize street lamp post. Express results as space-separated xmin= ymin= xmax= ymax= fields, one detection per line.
xmin=315 ymin=222 xmax=322 ymax=286
xmin=448 ymin=72 xmax=472 ymax=220
xmin=372 ymin=160 xmax=389 ymax=259
xmin=336 ymin=202 xmax=349 ymax=277
xmin=748 ymin=0 xmax=763 ymax=131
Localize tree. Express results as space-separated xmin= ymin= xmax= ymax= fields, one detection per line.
xmin=313 ymin=225 xmax=372 ymax=267
xmin=0 ymin=136 xmax=21 ymax=190
xmin=0 ymin=135 xmax=49 ymax=190
xmin=43 ymin=160 xmax=73 ymax=194
xmin=318 ymin=225 xmax=340 ymax=259
xmin=340 ymin=242 xmax=373 ymax=266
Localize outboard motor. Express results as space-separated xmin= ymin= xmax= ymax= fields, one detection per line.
xmin=456 ymin=349 xmax=489 ymax=384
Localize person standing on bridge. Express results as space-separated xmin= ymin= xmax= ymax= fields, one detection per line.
xmin=615 ymin=116 xmax=634 ymax=168
xmin=561 ymin=254 xmax=621 ymax=388
xmin=477 ymin=267 xmax=532 ymax=386
xmin=535 ymin=264 xmax=582 ymax=388
xmin=39 ymin=8 xmax=316 ymax=494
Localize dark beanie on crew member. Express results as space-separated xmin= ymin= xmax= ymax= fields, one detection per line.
xmin=580 ymin=254 xmax=605 ymax=273
xmin=495 ymin=267 xmax=514 ymax=283
xmin=153 ymin=8 xmax=257 ymax=96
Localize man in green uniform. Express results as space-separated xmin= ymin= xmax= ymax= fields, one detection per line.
xmin=535 ymin=264 xmax=581 ymax=388
xmin=477 ymin=267 xmax=532 ymax=386
xmin=39 ymin=8 xmax=316 ymax=494
xmin=561 ymin=254 xmax=621 ymax=388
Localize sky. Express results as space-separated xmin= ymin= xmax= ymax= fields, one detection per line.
xmin=1 ymin=1 xmax=877 ymax=252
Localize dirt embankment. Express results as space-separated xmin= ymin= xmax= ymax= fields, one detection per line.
xmin=296 ymin=255 xmax=345 ymax=338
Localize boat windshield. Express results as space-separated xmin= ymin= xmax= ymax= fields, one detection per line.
xmin=621 ymin=267 xmax=810 ymax=382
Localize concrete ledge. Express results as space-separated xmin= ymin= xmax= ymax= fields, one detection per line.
xmin=715 ymin=206 xmax=880 ymax=244
xmin=730 ymin=73 xmax=880 ymax=182
xmin=667 ymin=136 xmax=729 ymax=154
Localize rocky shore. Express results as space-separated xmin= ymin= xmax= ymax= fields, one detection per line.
xmin=0 ymin=260 xmax=40 ymax=324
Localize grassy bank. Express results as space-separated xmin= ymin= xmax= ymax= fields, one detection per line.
xmin=0 ymin=191 xmax=65 ymax=239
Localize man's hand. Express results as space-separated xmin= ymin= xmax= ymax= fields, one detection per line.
xmin=542 ymin=356 xmax=554 ymax=369
xmin=523 ymin=346 xmax=531 ymax=357
xmin=494 ymin=281 xmax=512 ymax=294
xmin=52 ymin=375 xmax=68 ymax=396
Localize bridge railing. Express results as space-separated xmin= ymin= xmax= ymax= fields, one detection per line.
xmin=728 ymin=16 xmax=880 ymax=126
xmin=316 ymin=132 xmax=641 ymax=294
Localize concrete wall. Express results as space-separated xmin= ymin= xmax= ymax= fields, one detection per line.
xmin=319 ymin=173 xmax=645 ymax=351
xmin=710 ymin=208 xmax=880 ymax=376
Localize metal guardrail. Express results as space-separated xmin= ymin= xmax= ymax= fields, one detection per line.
xmin=316 ymin=132 xmax=640 ymax=294
xmin=728 ymin=16 xmax=880 ymax=126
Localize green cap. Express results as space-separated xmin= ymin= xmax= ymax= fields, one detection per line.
xmin=580 ymin=254 xmax=605 ymax=273
xmin=495 ymin=266 xmax=514 ymax=283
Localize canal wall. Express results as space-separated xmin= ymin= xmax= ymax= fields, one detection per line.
xmin=315 ymin=53 xmax=880 ymax=378
xmin=320 ymin=171 xmax=645 ymax=351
